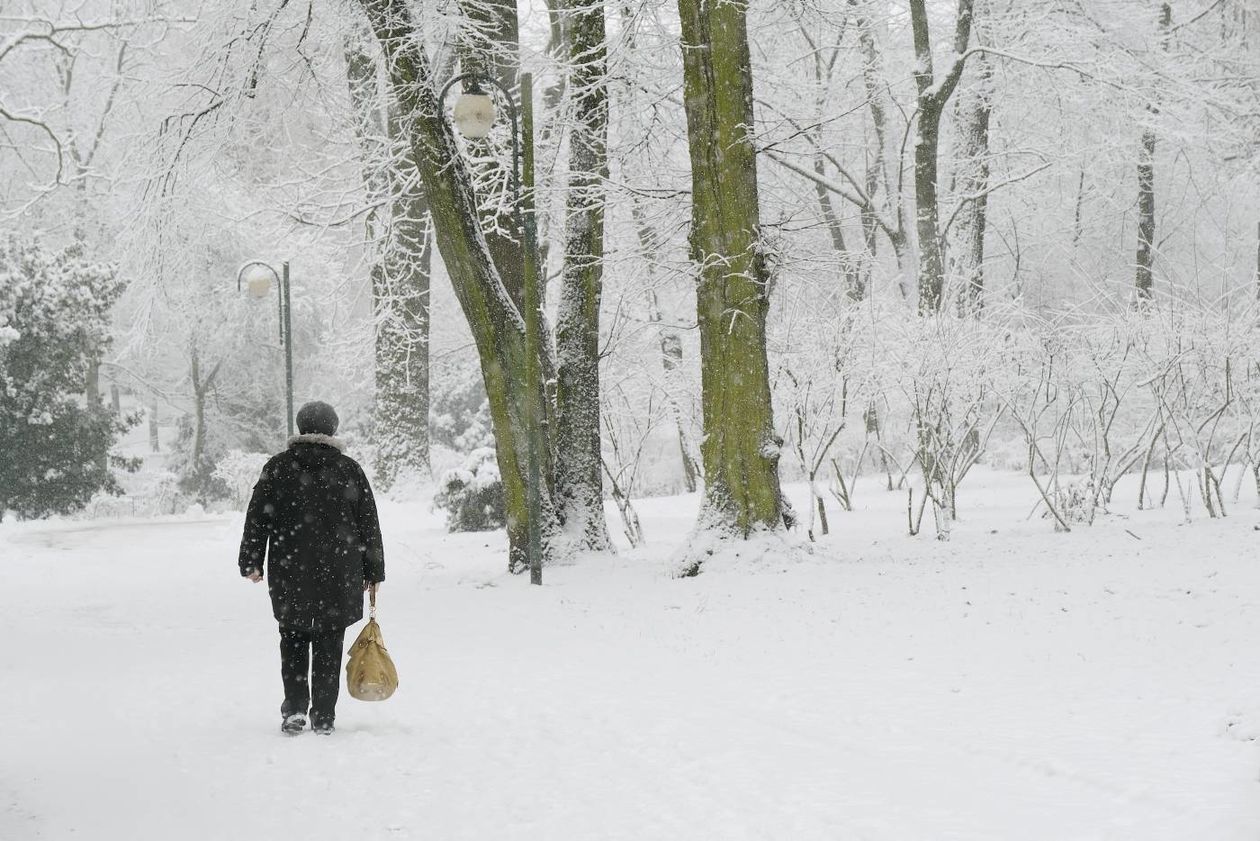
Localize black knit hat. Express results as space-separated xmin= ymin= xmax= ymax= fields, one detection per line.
xmin=296 ymin=401 xmax=339 ymax=436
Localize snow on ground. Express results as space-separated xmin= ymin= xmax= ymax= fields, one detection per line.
xmin=2 ymin=469 xmax=1259 ymax=840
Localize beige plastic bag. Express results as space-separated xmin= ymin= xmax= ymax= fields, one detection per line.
xmin=346 ymin=591 xmax=398 ymax=701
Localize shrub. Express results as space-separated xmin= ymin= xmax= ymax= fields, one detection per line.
xmin=0 ymin=237 xmax=135 ymax=520
xmin=433 ymin=447 xmax=505 ymax=532
xmin=213 ymin=449 xmax=270 ymax=510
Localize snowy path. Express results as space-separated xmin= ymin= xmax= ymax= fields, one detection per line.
xmin=3 ymin=473 xmax=1259 ymax=840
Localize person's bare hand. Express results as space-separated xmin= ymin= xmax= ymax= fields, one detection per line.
xmin=246 ymin=570 xmax=263 ymax=583
xmin=363 ymin=581 xmax=380 ymax=594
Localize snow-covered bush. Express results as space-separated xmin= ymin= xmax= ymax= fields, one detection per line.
xmin=885 ymin=312 xmax=1011 ymax=540
xmin=602 ymin=380 xmax=662 ymax=546
xmin=991 ymin=305 xmax=1260 ymax=528
xmin=213 ymin=450 xmax=270 ymax=510
xmin=167 ymin=414 xmax=231 ymax=504
xmin=433 ymin=447 xmax=506 ymax=532
xmin=1141 ymin=307 xmax=1255 ymax=520
xmin=774 ymin=305 xmax=873 ymax=538
xmin=0 ymin=237 xmax=137 ymax=520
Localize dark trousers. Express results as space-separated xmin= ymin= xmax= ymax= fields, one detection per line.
xmin=279 ymin=625 xmax=346 ymax=723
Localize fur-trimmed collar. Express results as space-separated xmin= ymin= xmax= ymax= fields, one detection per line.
xmin=287 ymin=433 xmax=345 ymax=452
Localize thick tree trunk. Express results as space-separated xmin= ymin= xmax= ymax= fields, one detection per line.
xmin=554 ymin=0 xmax=612 ymax=551
xmin=537 ymin=0 xmax=573 ymax=277
xmin=1136 ymin=3 xmax=1170 ymax=304
xmin=914 ymin=107 xmax=947 ymax=313
xmin=676 ymin=0 xmax=784 ymax=549
xmin=377 ymin=121 xmax=434 ymax=484
xmin=357 ymin=0 xmax=555 ymax=571
xmin=345 ymin=37 xmax=432 ymax=486
xmin=852 ymin=1 xmax=907 ymax=298
xmin=909 ymin=0 xmax=975 ymax=314
xmin=149 ymin=401 xmax=160 ymax=453
xmin=1135 ymin=129 xmax=1156 ymax=302
xmin=949 ymin=50 xmax=993 ymax=314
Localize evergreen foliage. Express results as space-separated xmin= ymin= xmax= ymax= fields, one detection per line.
xmin=434 ymin=447 xmax=506 ymax=532
xmin=0 ymin=237 xmax=134 ymax=519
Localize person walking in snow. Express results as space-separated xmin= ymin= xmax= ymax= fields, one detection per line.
xmin=238 ymin=400 xmax=385 ymax=735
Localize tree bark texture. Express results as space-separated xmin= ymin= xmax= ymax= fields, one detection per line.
xmin=852 ymin=4 xmax=907 ymax=297
xmin=149 ymin=401 xmax=160 ymax=453
xmin=676 ymin=0 xmax=785 ymax=541
xmin=1135 ymin=3 xmax=1171 ymax=304
xmin=356 ymin=0 xmax=554 ymax=571
xmin=949 ymin=49 xmax=993 ymax=313
xmin=1135 ymin=128 xmax=1156 ymax=302
xmin=554 ymin=0 xmax=613 ymax=551
xmin=910 ymin=0 xmax=975 ymax=314
xmin=456 ymin=0 xmax=526 ymax=314
xmin=379 ymin=115 xmax=435 ymax=484
xmin=345 ymin=36 xmax=433 ymax=487
xmin=813 ymin=152 xmax=862 ymax=300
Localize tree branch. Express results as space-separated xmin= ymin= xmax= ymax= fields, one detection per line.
xmin=0 ymin=103 xmax=64 ymax=183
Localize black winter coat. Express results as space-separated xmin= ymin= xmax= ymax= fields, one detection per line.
xmin=238 ymin=434 xmax=385 ymax=631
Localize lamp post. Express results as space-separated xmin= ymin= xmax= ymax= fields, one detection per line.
xmin=439 ymin=71 xmax=544 ymax=586
xmin=236 ymin=259 xmax=295 ymax=437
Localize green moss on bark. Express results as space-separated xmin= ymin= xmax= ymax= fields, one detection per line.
xmin=677 ymin=0 xmax=784 ymax=537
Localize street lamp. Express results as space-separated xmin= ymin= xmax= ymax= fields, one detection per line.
xmin=450 ymin=79 xmax=497 ymax=139
xmin=439 ymin=71 xmax=544 ymax=586
xmin=235 ymin=259 xmax=295 ymax=437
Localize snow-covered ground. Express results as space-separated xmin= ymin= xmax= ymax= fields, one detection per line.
xmin=3 ymin=470 xmax=1259 ymax=840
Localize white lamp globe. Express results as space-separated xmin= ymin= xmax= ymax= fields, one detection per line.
xmin=453 ymin=90 xmax=496 ymax=139
xmin=243 ymin=265 xmax=273 ymax=299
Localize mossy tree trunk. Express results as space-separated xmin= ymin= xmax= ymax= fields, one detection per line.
xmin=676 ymin=0 xmax=785 ymax=549
xmin=357 ymin=0 xmax=554 ymax=571
xmin=554 ymin=0 xmax=613 ymax=551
